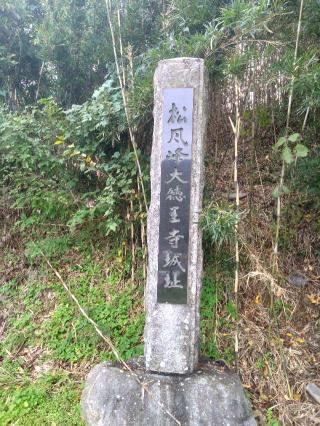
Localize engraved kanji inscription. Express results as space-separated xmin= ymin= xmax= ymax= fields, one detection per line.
xmin=157 ymin=87 xmax=193 ymax=304
xmin=167 ymin=128 xmax=188 ymax=145
xmin=169 ymin=206 xmax=180 ymax=223
xmin=167 ymin=103 xmax=187 ymax=124
xmin=166 ymin=168 xmax=187 ymax=184
xmin=165 ymin=229 xmax=184 ymax=249
xmin=166 ymin=185 xmax=186 ymax=202
xmin=163 ymin=252 xmax=186 ymax=272
xmin=166 ymin=148 xmax=189 ymax=162
xmin=164 ymin=271 xmax=183 ymax=288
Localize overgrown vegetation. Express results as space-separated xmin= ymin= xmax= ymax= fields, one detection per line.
xmin=1 ymin=0 xmax=319 ymax=424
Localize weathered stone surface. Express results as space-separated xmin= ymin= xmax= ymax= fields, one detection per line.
xmin=81 ymin=358 xmax=256 ymax=426
xmin=288 ymin=273 xmax=309 ymax=288
xmin=144 ymin=58 xmax=208 ymax=374
xmin=306 ymin=383 xmax=320 ymax=404
xmin=228 ymin=192 xmax=247 ymax=201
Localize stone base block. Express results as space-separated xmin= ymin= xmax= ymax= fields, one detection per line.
xmin=81 ymin=358 xmax=256 ymax=426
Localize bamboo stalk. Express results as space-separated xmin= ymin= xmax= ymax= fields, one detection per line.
xmin=273 ymin=0 xmax=304 ymax=270
xmin=249 ymin=90 xmax=256 ymax=214
xmin=130 ymin=199 xmax=135 ymax=282
xmin=107 ymin=2 xmax=148 ymax=285
xmin=302 ymin=106 xmax=310 ymax=133
xmin=137 ymin=176 xmax=147 ymax=282
xmin=117 ymin=8 xmax=126 ymax=88
xmin=35 ymin=61 xmax=45 ymax=101
xmin=105 ymin=0 xmax=148 ymax=213
xmin=229 ymin=76 xmax=241 ymax=368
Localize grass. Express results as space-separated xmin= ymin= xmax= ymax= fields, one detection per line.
xmin=0 ymin=238 xmax=221 ymax=424
xmin=0 ymin=373 xmax=83 ymax=426
xmin=0 ymin=232 xmax=145 ymax=425
xmin=1 ymin=230 xmax=236 ymax=425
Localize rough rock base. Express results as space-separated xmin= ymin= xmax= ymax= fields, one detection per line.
xmin=81 ymin=358 xmax=256 ymax=426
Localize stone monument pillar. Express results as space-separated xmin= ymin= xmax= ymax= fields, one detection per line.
xmin=144 ymin=58 xmax=207 ymax=374
xmin=81 ymin=58 xmax=257 ymax=426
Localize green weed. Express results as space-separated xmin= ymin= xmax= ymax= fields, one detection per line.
xmin=266 ymin=407 xmax=279 ymax=426
xmin=0 ymin=374 xmax=83 ymax=426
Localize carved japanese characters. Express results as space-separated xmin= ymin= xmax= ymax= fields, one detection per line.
xmin=157 ymin=88 xmax=193 ymax=304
